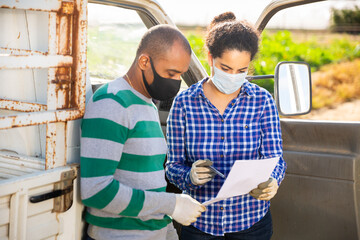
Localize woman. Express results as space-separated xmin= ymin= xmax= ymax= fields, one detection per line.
xmin=165 ymin=12 xmax=286 ymax=240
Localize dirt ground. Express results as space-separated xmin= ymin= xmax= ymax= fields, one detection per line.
xmin=293 ymin=99 xmax=360 ymax=121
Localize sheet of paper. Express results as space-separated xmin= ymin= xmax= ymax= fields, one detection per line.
xmin=203 ymin=157 xmax=279 ymax=206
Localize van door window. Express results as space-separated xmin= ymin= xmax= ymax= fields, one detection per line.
xmin=261 ymin=3 xmax=360 ymax=122
xmin=88 ymin=3 xmax=190 ymax=101
xmin=88 ymin=3 xmax=148 ymax=85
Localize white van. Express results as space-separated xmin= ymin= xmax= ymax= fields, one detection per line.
xmin=0 ymin=0 xmax=358 ymax=239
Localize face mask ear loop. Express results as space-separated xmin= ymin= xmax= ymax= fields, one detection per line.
xmin=212 ymin=61 xmax=216 ymax=78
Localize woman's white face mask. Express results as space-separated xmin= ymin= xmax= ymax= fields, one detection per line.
xmin=211 ymin=63 xmax=248 ymax=94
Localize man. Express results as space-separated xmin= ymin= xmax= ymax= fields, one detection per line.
xmin=80 ymin=25 xmax=205 ymax=240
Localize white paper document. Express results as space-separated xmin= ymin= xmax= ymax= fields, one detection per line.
xmin=203 ymin=157 xmax=279 ymax=206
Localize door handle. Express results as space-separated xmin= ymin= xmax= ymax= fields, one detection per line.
xmin=28 ymin=169 xmax=76 ymax=212
xmin=29 ymin=187 xmax=72 ymax=203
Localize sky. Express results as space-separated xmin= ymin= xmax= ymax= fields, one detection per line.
xmin=155 ymin=0 xmax=360 ymax=29
xmin=88 ymin=0 xmax=360 ymax=30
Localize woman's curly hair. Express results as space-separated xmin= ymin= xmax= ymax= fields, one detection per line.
xmin=206 ymin=12 xmax=260 ymax=60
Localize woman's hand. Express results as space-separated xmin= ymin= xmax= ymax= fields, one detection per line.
xmin=190 ymin=160 xmax=216 ymax=185
xmin=250 ymin=177 xmax=279 ymax=201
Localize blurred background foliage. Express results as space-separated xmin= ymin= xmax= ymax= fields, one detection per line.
xmin=184 ymin=28 xmax=360 ymax=108
xmin=87 ymin=7 xmax=360 ymax=111
xmin=331 ymin=6 xmax=360 ymax=34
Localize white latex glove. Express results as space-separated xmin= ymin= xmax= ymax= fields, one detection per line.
xmin=250 ymin=177 xmax=279 ymax=201
xmin=170 ymin=194 xmax=206 ymax=226
xmin=190 ymin=159 xmax=216 ymax=185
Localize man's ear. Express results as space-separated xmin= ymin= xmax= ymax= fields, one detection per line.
xmin=138 ymin=54 xmax=150 ymax=71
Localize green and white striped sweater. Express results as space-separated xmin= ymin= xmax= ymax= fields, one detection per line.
xmin=80 ymin=78 xmax=176 ymax=240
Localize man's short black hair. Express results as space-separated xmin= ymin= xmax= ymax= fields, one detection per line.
xmin=136 ymin=24 xmax=191 ymax=60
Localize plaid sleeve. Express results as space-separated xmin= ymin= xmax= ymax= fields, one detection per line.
xmin=165 ymin=97 xmax=201 ymax=192
xmin=259 ymin=93 xmax=287 ymax=185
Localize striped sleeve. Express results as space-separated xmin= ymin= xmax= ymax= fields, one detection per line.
xmin=80 ymin=84 xmax=175 ymax=218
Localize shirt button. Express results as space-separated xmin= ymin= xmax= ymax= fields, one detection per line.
xmin=220 ymin=155 xmax=224 ymax=158
xmin=221 ymin=136 xmax=224 ymax=140
xmin=231 ymin=103 xmax=235 ymax=106
xmin=245 ymin=125 xmax=248 ymax=129
xmin=220 ymin=207 xmax=224 ymax=210
xmin=221 ymin=119 xmax=224 ymax=122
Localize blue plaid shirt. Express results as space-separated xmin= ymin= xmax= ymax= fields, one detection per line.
xmin=165 ymin=78 xmax=286 ymax=236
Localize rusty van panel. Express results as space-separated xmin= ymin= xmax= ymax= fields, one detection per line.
xmin=0 ymin=0 xmax=87 ymax=130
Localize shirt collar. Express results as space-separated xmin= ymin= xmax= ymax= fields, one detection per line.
xmin=240 ymin=80 xmax=256 ymax=97
xmin=189 ymin=78 xmax=207 ymax=98
xmin=190 ymin=77 xmax=255 ymax=99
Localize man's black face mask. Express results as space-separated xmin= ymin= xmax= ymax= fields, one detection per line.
xmin=142 ymin=57 xmax=182 ymax=101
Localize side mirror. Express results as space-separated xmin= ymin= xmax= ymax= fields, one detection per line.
xmin=274 ymin=61 xmax=312 ymax=116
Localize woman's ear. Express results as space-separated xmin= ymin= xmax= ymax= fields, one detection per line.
xmin=207 ymin=52 xmax=213 ymax=67
xmin=138 ymin=54 xmax=150 ymax=71
xmin=208 ymin=52 xmax=215 ymax=77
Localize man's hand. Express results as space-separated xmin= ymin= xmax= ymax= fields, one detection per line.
xmin=250 ymin=177 xmax=279 ymax=201
xmin=190 ymin=160 xmax=216 ymax=185
xmin=171 ymin=194 xmax=206 ymax=226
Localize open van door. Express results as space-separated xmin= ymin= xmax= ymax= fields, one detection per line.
xmin=255 ymin=1 xmax=360 ymax=239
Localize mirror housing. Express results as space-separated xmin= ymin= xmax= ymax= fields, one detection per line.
xmin=274 ymin=61 xmax=312 ymax=116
